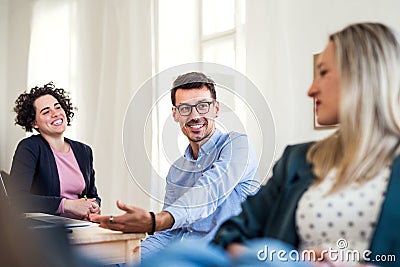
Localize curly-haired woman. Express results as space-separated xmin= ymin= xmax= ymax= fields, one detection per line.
xmin=9 ymin=82 xmax=101 ymax=219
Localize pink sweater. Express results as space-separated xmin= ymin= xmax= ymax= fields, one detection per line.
xmin=52 ymin=147 xmax=85 ymax=217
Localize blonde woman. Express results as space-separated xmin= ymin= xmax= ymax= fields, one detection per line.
xmin=211 ymin=22 xmax=400 ymax=267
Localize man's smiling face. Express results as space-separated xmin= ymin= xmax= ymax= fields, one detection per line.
xmin=172 ymin=86 xmax=219 ymax=146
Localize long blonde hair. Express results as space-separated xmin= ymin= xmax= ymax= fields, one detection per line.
xmin=307 ymin=23 xmax=400 ymax=192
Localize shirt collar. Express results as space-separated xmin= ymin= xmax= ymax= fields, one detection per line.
xmin=183 ymin=128 xmax=222 ymax=160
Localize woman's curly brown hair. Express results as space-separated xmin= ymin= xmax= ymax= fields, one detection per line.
xmin=14 ymin=82 xmax=75 ymax=132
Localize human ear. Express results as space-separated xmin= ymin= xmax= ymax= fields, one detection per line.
xmin=214 ymin=101 xmax=220 ymax=117
xmin=172 ymin=107 xmax=179 ymax=122
xmin=32 ymin=121 xmax=38 ymax=129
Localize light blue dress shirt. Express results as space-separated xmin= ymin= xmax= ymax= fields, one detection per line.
xmin=141 ymin=129 xmax=260 ymax=259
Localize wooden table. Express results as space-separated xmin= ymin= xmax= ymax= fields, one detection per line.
xmin=70 ymin=225 xmax=146 ymax=265
xmin=24 ymin=213 xmax=146 ymax=264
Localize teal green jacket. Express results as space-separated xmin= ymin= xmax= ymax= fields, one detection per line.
xmin=213 ymin=142 xmax=400 ymax=265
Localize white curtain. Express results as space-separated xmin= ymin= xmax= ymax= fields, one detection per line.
xmin=27 ymin=0 xmax=154 ymax=214
xmin=0 ymin=0 xmax=34 ymax=173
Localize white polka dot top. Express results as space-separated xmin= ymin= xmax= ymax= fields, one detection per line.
xmin=296 ymin=167 xmax=390 ymax=254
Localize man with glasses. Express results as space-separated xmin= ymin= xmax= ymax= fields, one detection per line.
xmin=90 ymin=72 xmax=261 ymax=260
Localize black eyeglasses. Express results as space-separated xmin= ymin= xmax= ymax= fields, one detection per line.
xmin=174 ymin=101 xmax=215 ymax=116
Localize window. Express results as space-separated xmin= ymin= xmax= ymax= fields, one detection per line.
xmin=200 ymin=0 xmax=246 ymax=72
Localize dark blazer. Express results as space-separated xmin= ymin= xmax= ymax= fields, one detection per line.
xmin=212 ymin=142 xmax=400 ymax=266
xmin=9 ymin=134 xmax=101 ymax=214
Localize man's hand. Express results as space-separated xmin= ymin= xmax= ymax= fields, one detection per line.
xmin=89 ymin=200 xmax=153 ymax=232
xmin=89 ymin=200 xmax=175 ymax=233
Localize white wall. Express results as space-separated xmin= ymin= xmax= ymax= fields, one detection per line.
xmin=246 ymin=0 xmax=400 ymax=158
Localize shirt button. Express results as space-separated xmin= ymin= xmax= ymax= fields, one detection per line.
xmin=197 ymin=164 xmax=201 ymax=168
